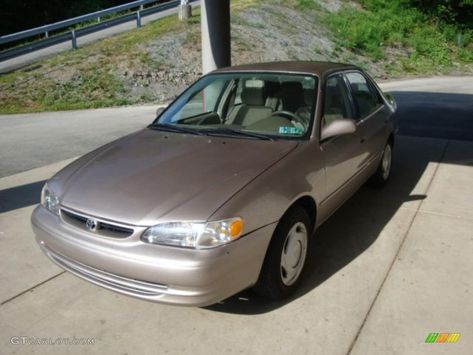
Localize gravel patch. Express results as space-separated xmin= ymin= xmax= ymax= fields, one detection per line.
xmin=124 ymin=1 xmax=386 ymax=103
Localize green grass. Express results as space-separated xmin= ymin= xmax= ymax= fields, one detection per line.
xmin=295 ymin=0 xmax=321 ymax=11
xmin=325 ymin=0 xmax=473 ymax=74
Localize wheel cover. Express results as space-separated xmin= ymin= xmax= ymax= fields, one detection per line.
xmin=382 ymin=144 xmax=392 ymax=180
xmin=280 ymin=222 xmax=308 ymax=286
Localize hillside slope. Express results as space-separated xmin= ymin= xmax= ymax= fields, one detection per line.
xmin=0 ymin=0 xmax=471 ymax=113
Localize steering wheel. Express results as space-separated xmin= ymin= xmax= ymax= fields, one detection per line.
xmin=271 ymin=110 xmax=305 ymax=126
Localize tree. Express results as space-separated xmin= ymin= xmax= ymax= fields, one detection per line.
xmin=410 ymin=0 xmax=473 ymax=26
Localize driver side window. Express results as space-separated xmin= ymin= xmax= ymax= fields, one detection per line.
xmin=323 ymin=74 xmax=353 ymax=127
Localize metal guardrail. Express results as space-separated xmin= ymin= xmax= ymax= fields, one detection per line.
xmin=0 ymin=0 xmax=196 ymax=62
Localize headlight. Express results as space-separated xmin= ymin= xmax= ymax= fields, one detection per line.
xmin=141 ymin=218 xmax=243 ymax=249
xmin=41 ymin=183 xmax=60 ymax=215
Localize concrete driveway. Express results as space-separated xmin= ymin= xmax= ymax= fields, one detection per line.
xmin=0 ymin=77 xmax=472 ymax=354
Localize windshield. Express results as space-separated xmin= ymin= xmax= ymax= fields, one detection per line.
xmin=153 ymin=73 xmax=318 ymax=139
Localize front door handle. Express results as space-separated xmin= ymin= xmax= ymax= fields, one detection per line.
xmin=360 ymin=137 xmax=366 ymax=143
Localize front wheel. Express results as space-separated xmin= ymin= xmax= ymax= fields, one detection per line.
xmin=253 ymin=206 xmax=311 ymax=300
xmin=369 ymin=141 xmax=392 ymax=187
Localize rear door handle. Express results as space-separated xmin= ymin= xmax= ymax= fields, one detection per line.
xmin=360 ymin=137 xmax=366 ymax=143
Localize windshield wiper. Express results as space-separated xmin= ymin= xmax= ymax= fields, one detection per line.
xmin=148 ymin=123 xmax=205 ymax=136
xmin=149 ymin=124 xmax=273 ymax=140
xmin=203 ymin=127 xmax=273 ymax=141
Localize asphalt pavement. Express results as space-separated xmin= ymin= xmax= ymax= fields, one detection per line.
xmin=0 ymin=2 xmax=201 ymax=74
xmin=382 ymin=76 xmax=473 ymax=141
xmin=0 ymin=105 xmax=157 ymax=178
xmin=0 ymin=77 xmax=472 ymax=354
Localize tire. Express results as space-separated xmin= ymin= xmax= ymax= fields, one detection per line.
xmin=253 ymin=206 xmax=311 ymax=300
xmin=369 ymin=141 xmax=392 ymax=188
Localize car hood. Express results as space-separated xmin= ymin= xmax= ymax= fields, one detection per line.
xmin=57 ymin=129 xmax=298 ymax=225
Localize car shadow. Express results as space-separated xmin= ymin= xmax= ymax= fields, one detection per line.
xmin=0 ymin=180 xmax=47 ymax=213
xmin=390 ymin=91 xmax=473 ymax=141
xmin=205 ymin=91 xmax=473 ymax=314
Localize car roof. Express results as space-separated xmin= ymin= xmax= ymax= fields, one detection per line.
xmin=212 ymin=61 xmax=359 ymax=77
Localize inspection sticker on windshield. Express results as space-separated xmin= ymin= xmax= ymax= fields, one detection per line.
xmin=279 ymin=126 xmax=303 ymax=135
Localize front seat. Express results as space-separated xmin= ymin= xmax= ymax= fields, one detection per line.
xmin=265 ymin=81 xmax=282 ymax=111
xmin=280 ymin=81 xmax=312 ymax=127
xmin=280 ymin=81 xmax=306 ymax=113
xmin=226 ymin=87 xmax=273 ymax=127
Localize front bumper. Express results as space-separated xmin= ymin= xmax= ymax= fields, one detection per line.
xmin=31 ymin=206 xmax=275 ymax=306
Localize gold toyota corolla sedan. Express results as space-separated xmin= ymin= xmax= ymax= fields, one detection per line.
xmin=32 ymin=62 xmax=397 ymax=306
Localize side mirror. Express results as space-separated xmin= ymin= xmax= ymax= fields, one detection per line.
xmin=321 ymin=119 xmax=357 ymax=141
xmin=156 ymin=106 xmax=165 ymax=118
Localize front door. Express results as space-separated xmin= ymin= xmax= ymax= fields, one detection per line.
xmin=319 ymin=73 xmax=363 ymax=208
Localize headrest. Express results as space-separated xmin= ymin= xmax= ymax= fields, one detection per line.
xmin=265 ymin=81 xmax=281 ymax=96
xmin=241 ymin=87 xmax=266 ymax=106
xmin=281 ymin=81 xmax=303 ymax=95
xmin=280 ymin=81 xmax=305 ymax=111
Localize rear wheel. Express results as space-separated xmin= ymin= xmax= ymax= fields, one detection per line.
xmin=254 ymin=206 xmax=311 ymax=300
xmin=369 ymin=141 xmax=392 ymax=187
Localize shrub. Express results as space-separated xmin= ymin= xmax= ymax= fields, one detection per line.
xmin=326 ymin=0 xmax=472 ymax=72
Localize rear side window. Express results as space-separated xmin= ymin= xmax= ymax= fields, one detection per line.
xmin=345 ymin=72 xmax=382 ymax=118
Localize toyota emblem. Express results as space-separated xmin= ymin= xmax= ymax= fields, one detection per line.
xmin=85 ymin=218 xmax=98 ymax=232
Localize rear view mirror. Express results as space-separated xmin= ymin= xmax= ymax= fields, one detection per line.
xmin=321 ymin=119 xmax=356 ymax=141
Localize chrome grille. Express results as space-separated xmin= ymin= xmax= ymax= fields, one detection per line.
xmin=61 ymin=208 xmax=134 ymax=238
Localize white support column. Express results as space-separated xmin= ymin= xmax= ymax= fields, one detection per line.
xmin=179 ymin=0 xmax=192 ymax=20
xmin=201 ymin=0 xmax=231 ymax=74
